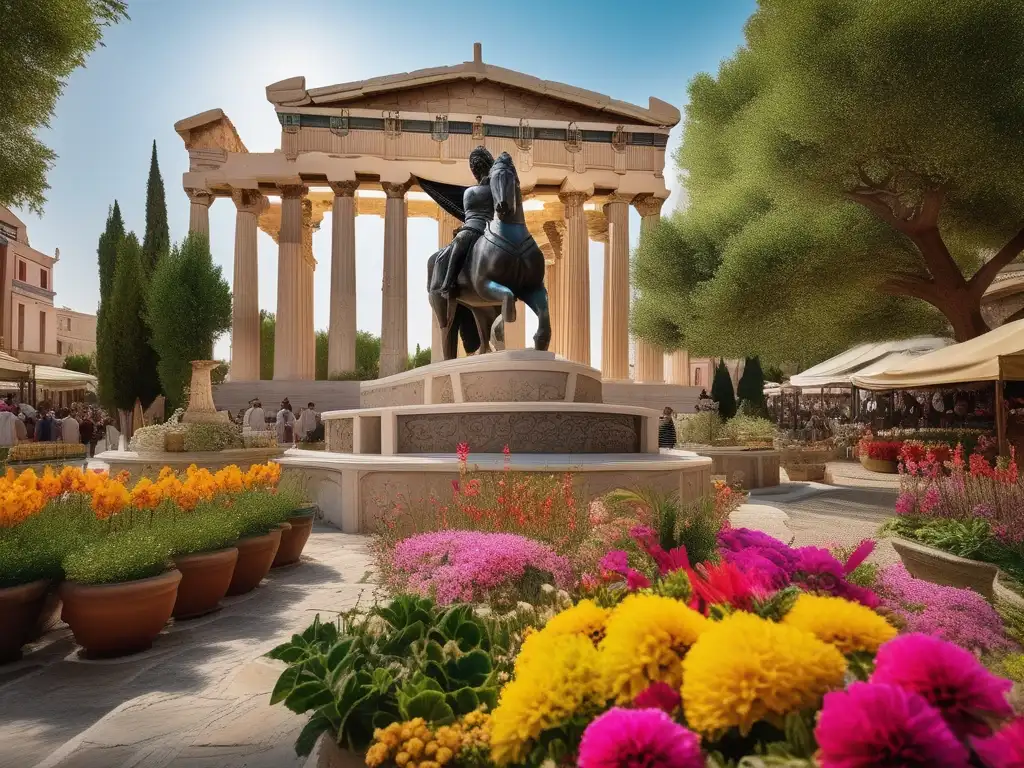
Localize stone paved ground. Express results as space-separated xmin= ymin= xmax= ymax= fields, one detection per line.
xmin=0 ymin=527 xmax=377 ymax=768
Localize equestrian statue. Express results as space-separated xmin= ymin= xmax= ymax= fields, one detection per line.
xmin=418 ymin=146 xmax=551 ymax=360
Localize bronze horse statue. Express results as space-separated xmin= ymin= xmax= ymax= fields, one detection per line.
xmin=422 ymin=152 xmax=550 ymax=360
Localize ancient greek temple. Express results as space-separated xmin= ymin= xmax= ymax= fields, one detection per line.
xmin=174 ymin=44 xmax=689 ymax=384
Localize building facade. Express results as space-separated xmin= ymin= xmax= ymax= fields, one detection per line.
xmin=56 ymin=308 xmax=98 ymax=358
xmin=0 ymin=206 xmax=97 ymax=368
xmin=175 ymin=44 xmax=688 ymax=383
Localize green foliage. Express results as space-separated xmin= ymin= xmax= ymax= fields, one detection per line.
xmin=107 ymin=233 xmax=160 ymax=411
xmin=181 ymin=422 xmax=243 ymax=452
xmin=0 ymin=500 xmax=101 ymax=587
xmin=0 ymin=0 xmax=129 ymax=213
xmin=63 ymin=353 xmax=95 ymax=375
xmin=409 ymin=344 xmax=431 ymax=369
xmin=268 ymin=596 xmax=501 ymax=756
xmin=737 ymin=357 xmax=768 ymax=416
xmin=147 ymin=232 xmax=232 ymax=407
xmin=63 ymin=527 xmax=172 ymax=585
xmin=260 ymin=310 xmax=275 ymax=380
xmin=721 ymin=414 xmax=777 ymax=445
xmin=634 ymin=0 xmax=1024 ymax=359
xmin=677 ymin=412 xmax=723 ymax=445
xmin=150 ymin=503 xmax=240 ymax=557
xmin=141 ymin=141 xmax=169 ymax=270
xmin=605 ymin=488 xmax=724 ymax=566
xmin=356 ymin=331 xmax=381 ymax=379
xmin=314 ymin=330 xmax=328 ymax=380
xmin=913 ymin=518 xmax=992 ymax=559
xmin=95 ymin=202 xmax=124 ymax=410
xmin=711 ymin=360 xmax=737 ymax=420
xmin=229 ymin=487 xmax=301 ymax=539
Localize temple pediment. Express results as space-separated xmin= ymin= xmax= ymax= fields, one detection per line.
xmin=266 ymin=46 xmax=679 ymax=128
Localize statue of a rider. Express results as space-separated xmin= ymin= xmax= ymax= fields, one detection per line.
xmin=437 ymin=146 xmax=495 ymax=299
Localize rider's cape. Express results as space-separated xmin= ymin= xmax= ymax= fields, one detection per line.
xmin=415 ymin=176 xmax=468 ymax=222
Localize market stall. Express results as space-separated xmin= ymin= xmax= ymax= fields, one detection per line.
xmin=852 ymin=318 xmax=1024 ymax=455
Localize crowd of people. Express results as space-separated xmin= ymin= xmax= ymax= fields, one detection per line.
xmin=237 ymin=398 xmax=322 ymax=445
xmin=0 ymin=396 xmax=112 ymax=456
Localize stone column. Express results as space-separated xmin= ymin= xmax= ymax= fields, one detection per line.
xmin=230 ymin=189 xmax=266 ymax=381
xmin=329 ymin=181 xmax=359 ymax=375
xmin=273 ymin=185 xmax=308 ymax=380
xmin=186 ymin=188 xmax=213 ymax=237
xmin=553 ymin=191 xmax=590 ymax=364
xmin=666 ymin=349 xmax=690 ymax=386
xmin=633 ymin=195 xmax=667 ymax=383
xmin=602 ymin=195 xmax=630 ymax=379
xmin=300 ymin=204 xmax=316 ymax=380
xmin=380 ymin=180 xmax=412 ymax=377
xmin=433 ymin=211 xmax=459 ymax=363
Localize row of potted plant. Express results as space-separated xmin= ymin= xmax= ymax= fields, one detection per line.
xmin=0 ymin=462 xmax=314 ymax=661
xmin=857 ymin=429 xmax=996 ymax=474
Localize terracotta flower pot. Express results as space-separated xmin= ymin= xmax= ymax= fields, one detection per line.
xmin=273 ymin=513 xmax=314 ymax=568
xmin=29 ymin=588 xmax=63 ymax=642
xmin=860 ymin=456 xmax=899 ymax=474
xmin=0 ymin=579 xmax=49 ymax=663
xmin=172 ymin=547 xmax=239 ymax=619
xmin=60 ymin=570 xmax=182 ymax=658
xmin=892 ymin=537 xmax=999 ymax=600
xmin=226 ymin=528 xmax=282 ymax=596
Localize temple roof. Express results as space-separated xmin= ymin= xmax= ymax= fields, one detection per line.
xmin=266 ymin=43 xmax=680 ymax=128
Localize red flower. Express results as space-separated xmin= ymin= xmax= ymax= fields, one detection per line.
xmin=456 ymin=442 xmax=470 ymax=463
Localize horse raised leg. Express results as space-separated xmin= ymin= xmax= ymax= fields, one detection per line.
xmin=519 ymin=285 xmax=551 ymax=351
xmin=473 ymin=279 xmax=517 ymax=325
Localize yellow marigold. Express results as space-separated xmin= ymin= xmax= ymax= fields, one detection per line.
xmin=38 ymin=467 xmax=62 ymax=502
xmin=214 ymin=464 xmax=244 ymax=494
xmin=682 ymin=611 xmax=847 ymax=738
xmin=781 ymin=593 xmax=897 ymax=654
xmin=600 ymin=593 xmax=709 ymax=704
xmin=515 ymin=599 xmax=610 ymax=673
xmin=129 ymin=477 xmax=163 ymax=510
xmin=91 ymin=478 xmax=130 ymax=520
xmin=490 ymin=633 xmax=604 ymax=766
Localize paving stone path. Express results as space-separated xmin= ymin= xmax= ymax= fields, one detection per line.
xmin=0 ymin=527 xmax=377 ymax=768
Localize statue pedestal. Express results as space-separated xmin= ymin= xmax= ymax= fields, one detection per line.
xmin=181 ymin=360 xmax=229 ymax=424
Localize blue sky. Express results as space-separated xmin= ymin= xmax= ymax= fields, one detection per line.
xmin=15 ymin=0 xmax=755 ymax=365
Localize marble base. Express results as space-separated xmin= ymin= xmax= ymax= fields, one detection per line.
xmin=278 ymin=449 xmax=713 ymax=534
xmin=94 ymin=447 xmax=285 ymax=481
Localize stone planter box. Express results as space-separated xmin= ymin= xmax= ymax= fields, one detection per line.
xmin=891 ymin=537 xmax=999 ymax=600
xmin=860 ymin=456 xmax=899 ymax=474
xmin=785 ymin=465 xmax=826 ymax=482
xmin=781 ymin=448 xmax=832 ymax=483
xmin=695 ymin=446 xmax=780 ymax=490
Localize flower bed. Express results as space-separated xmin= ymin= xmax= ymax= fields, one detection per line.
xmin=8 ymin=442 xmax=86 ymax=464
xmin=273 ymin=522 xmax=1024 ymax=766
xmin=0 ymin=461 xmax=307 ymax=660
xmin=885 ymin=443 xmax=1024 ymax=589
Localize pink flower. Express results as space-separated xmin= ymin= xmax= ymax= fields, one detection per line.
xmin=456 ymin=442 xmax=469 ymax=463
xmin=577 ymin=707 xmax=703 ymax=768
xmin=816 ymin=682 xmax=970 ymax=768
xmin=599 ymin=550 xmax=630 ymax=575
xmin=625 ymin=570 xmax=651 ymax=590
xmin=895 ymin=492 xmax=917 ymax=515
xmin=633 ymin=682 xmax=681 ymax=714
xmin=871 ymin=633 xmax=1013 ymax=738
xmin=843 ymin=539 xmax=875 ymax=574
xmin=973 ymin=717 xmax=1024 ymax=768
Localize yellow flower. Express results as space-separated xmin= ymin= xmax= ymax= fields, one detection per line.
xmin=214 ymin=464 xmax=244 ymax=494
xmin=682 ymin=611 xmax=847 ymax=737
xmin=600 ymin=593 xmax=709 ymax=704
xmin=90 ymin=478 xmax=130 ymax=520
xmin=515 ymin=599 xmax=610 ymax=673
xmin=364 ymin=742 xmax=389 ymax=767
xmin=490 ymin=633 xmax=604 ymax=766
xmin=781 ymin=593 xmax=897 ymax=654
xmin=129 ymin=477 xmax=163 ymax=510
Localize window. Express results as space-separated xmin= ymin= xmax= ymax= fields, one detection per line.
xmin=66 ymin=317 xmax=72 ymax=331
xmin=694 ymin=369 xmax=702 ymax=387
xmin=17 ymin=261 xmax=25 ymax=282
xmin=57 ymin=340 xmax=62 ymax=355
xmin=39 ymin=311 xmax=45 ymax=352
xmin=40 ymin=269 xmax=47 ymax=290
xmin=17 ymin=304 xmax=24 ymax=349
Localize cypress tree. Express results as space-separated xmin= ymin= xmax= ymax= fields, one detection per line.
xmin=141 ymin=140 xmax=170 ymax=271
xmin=737 ymin=356 xmax=768 ymax=416
xmin=95 ymin=201 xmax=124 ymax=409
xmin=711 ymin=359 xmax=737 ymax=420
xmin=107 ymin=234 xmax=151 ymax=423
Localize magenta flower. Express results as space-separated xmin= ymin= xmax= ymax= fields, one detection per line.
xmin=816 ymin=682 xmax=970 ymax=768
xmin=625 ymin=570 xmax=651 ymax=591
xmin=390 ymin=531 xmax=572 ymax=605
xmin=577 ymin=707 xmax=702 ymax=768
xmin=633 ymin=682 xmax=681 ymax=714
xmin=843 ymin=539 xmax=875 ymax=574
xmin=895 ymin=492 xmax=917 ymax=515
xmin=973 ymin=717 xmax=1024 ymax=768
xmin=599 ymin=550 xmax=630 ymax=575
xmin=871 ymin=633 xmax=1013 ymax=738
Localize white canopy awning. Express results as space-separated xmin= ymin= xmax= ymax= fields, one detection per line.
xmin=0 ymin=365 xmax=97 ymax=393
xmin=788 ymin=337 xmax=952 ymax=389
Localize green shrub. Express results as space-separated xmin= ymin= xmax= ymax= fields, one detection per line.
xmin=0 ymin=499 xmax=102 ymax=587
xmin=63 ymin=527 xmax=172 ymax=585
xmin=182 ymin=422 xmax=243 ymax=452
xmin=677 ymin=412 xmax=722 ymax=444
xmin=152 ymin=504 xmax=240 ymax=557
xmin=229 ymin=487 xmax=303 ymax=538
xmin=606 ymin=489 xmax=724 ymax=567
xmin=721 ymin=414 xmax=777 ymax=445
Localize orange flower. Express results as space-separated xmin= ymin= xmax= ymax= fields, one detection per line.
xmin=91 ymin=478 xmax=130 ymax=520
xmin=129 ymin=477 xmax=162 ymax=510
xmin=39 ymin=467 xmax=62 ymax=502
xmin=214 ymin=465 xmax=244 ymax=494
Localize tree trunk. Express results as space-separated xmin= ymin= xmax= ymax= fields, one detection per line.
xmin=118 ymin=409 xmax=133 ymax=446
xmin=939 ymin=296 xmax=991 ymax=342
